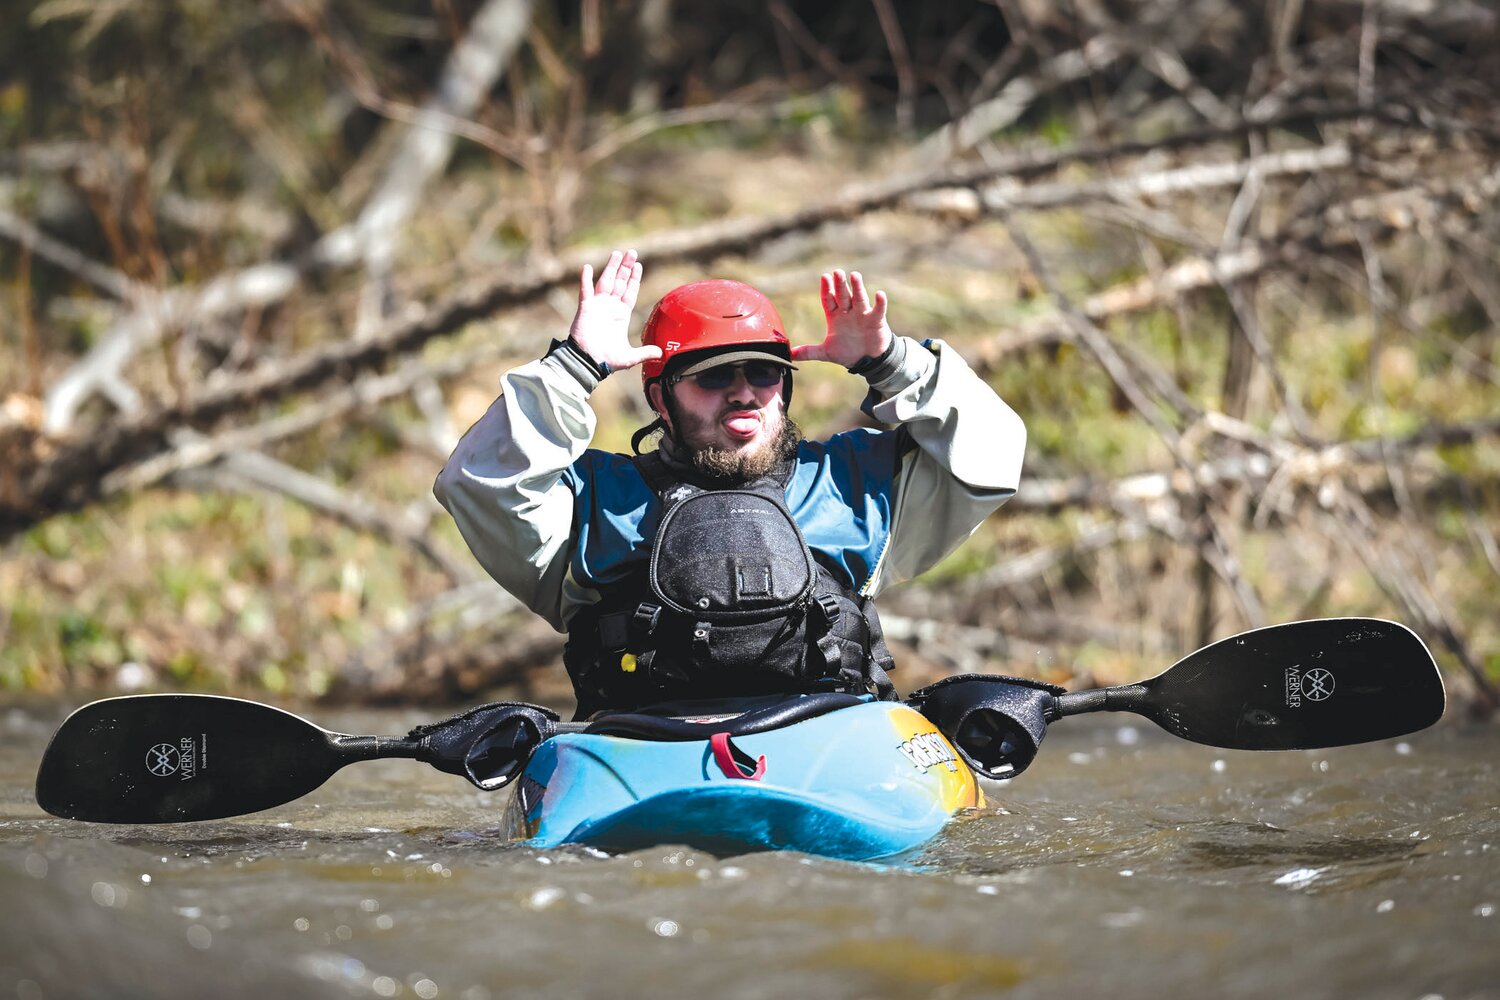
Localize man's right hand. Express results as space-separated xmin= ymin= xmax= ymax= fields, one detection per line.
xmin=567 ymin=249 xmax=661 ymax=372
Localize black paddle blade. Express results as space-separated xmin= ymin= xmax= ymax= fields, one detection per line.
xmin=1137 ymin=618 xmax=1445 ymax=750
xmin=36 ymin=695 xmax=344 ymax=823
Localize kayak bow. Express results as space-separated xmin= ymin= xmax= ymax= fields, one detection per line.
xmin=504 ymin=696 xmax=982 ymax=861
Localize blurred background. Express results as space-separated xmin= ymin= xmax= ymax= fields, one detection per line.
xmin=1 ymin=0 xmax=1496 ymax=716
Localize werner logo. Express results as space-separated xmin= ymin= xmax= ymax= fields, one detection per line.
xmin=147 ymin=736 xmax=204 ymax=780
xmin=146 ymin=743 xmax=180 ymax=776
xmin=1302 ymin=668 xmax=1335 ymax=701
xmin=898 ymin=732 xmax=959 ymax=772
xmin=1285 ymin=666 xmax=1335 ymax=708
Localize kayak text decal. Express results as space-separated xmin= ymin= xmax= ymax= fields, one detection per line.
xmin=1285 ymin=666 xmax=1335 ymax=708
xmin=146 ymin=735 xmax=204 ymax=780
xmin=897 ymin=731 xmax=959 ymax=773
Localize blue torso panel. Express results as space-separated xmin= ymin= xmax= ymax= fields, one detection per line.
xmin=568 ymin=429 xmax=906 ymax=596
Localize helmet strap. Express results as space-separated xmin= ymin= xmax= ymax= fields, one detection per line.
xmin=633 ymin=379 xmax=683 ymax=455
xmin=629 ymin=416 xmax=666 ymax=455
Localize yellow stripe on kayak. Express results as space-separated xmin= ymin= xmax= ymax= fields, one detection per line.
xmin=886 ymin=705 xmax=983 ymax=811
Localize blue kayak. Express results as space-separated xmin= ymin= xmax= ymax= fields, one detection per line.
xmin=501 ymin=694 xmax=983 ymax=861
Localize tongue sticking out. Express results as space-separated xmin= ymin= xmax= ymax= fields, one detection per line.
xmin=723 ymin=414 xmax=760 ymax=438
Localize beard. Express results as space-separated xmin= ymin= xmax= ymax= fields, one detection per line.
xmin=687 ymin=415 xmax=802 ymax=484
xmin=660 ymin=401 xmax=801 ymax=485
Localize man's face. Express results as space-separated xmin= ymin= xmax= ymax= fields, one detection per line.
xmin=649 ymin=360 xmax=788 ymax=469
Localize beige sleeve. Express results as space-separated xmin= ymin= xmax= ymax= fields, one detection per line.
xmin=861 ymin=337 xmax=1026 ymax=596
xmin=433 ymin=355 xmax=595 ymax=631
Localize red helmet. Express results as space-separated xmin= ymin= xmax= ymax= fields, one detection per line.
xmin=640 ymin=279 xmax=790 ymax=383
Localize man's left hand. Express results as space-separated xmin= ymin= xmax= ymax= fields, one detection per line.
xmin=567 ymin=249 xmax=659 ymax=372
xmin=792 ymin=269 xmax=894 ymax=369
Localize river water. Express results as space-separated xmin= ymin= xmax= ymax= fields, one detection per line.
xmin=2 ymin=697 xmax=1496 ymax=1000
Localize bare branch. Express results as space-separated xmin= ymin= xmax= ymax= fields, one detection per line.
xmin=100 ymin=331 xmax=522 ymax=496
xmin=44 ymin=262 xmax=301 ymax=430
xmin=339 ymin=0 xmax=537 ymax=275
xmin=1140 ymin=43 xmax=1236 ymax=127
xmin=870 ymin=0 xmax=916 ymax=134
xmin=0 ymin=208 xmax=141 ymax=300
xmin=914 ymin=33 xmax=1131 ymax=165
xmin=42 ymin=0 xmax=537 ymax=433
xmin=1010 ymin=416 xmax=1500 ymax=515
xmin=176 ymin=444 xmax=479 ymax=586
xmin=962 ymin=158 xmax=1500 ymax=377
xmin=580 ymin=97 xmax=800 ymax=169
xmin=1000 ymin=212 xmax=1267 ymax=626
xmin=1326 ymin=492 xmax=1499 ymax=714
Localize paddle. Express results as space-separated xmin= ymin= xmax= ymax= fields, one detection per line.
xmin=34 ymin=618 xmax=1444 ymax=824
xmin=1050 ymin=617 xmax=1445 ymax=749
xmin=33 ymin=696 xmax=574 ymax=824
xmin=887 ymin=616 xmax=1443 ymax=778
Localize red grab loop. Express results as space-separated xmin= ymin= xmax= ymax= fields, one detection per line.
xmin=710 ymin=732 xmax=766 ymax=781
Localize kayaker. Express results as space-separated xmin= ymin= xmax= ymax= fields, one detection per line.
xmin=434 ymin=249 xmax=1025 ymax=718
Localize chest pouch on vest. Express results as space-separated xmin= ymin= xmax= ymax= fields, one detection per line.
xmin=642 ymin=484 xmax=827 ymax=679
xmin=563 ymin=456 xmax=898 ymax=717
xmin=650 ymin=489 xmax=816 ymax=622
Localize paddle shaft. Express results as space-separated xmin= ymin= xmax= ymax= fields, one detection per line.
xmin=330 ymin=734 xmax=426 ymax=763
xmin=334 ymin=722 xmax=593 ymax=762
xmin=1051 ymin=684 xmax=1151 ymax=719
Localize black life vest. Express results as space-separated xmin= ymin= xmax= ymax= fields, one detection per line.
xmin=563 ymin=453 xmax=897 ymax=719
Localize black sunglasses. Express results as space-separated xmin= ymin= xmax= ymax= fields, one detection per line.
xmin=674 ymin=361 xmax=786 ymax=390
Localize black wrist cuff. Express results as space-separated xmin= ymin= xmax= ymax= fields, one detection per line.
xmin=848 ymin=337 xmax=901 ymax=379
xmin=545 ymin=338 xmax=610 ymax=391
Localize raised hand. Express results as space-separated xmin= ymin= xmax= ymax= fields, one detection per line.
xmin=791 ymin=269 xmax=894 ymax=369
xmin=567 ymin=249 xmax=661 ymax=371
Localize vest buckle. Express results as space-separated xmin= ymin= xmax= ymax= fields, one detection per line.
xmin=632 ymin=602 xmax=662 ymax=636
xmin=813 ymin=594 xmax=841 ymax=628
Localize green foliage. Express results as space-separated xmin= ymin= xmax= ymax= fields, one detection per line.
xmin=1038 ymin=113 xmax=1073 ymax=147
xmin=996 ymin=340 xmax=1167 ymax=474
